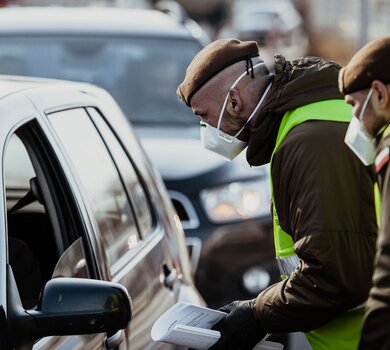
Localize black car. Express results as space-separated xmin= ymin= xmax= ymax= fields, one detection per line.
xmin=0 ymin=6 xmax=279 ymax=308
xmin=0 ymin=75 xmax=203 ymax=349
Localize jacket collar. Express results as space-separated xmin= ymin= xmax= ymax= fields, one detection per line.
xmin=246 ymin=55 xmax=344 ymax=166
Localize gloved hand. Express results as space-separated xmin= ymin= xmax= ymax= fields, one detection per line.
xmin=208 ymin=299 xmax=267 ymax=350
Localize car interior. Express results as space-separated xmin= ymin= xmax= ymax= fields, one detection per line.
xmin=7 ymin=198 xmax=56 ymax=309
xmin=5 ymin=130 xmax=89 ymax=309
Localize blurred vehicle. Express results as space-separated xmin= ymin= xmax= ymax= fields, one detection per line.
xmin=0 ymin=75 xmax=203 ymax=349
xmin=0 ymin=6 xmax=278 ymax=310
xmin=218 ymin=0 xmax=309 ymax=61
xmin=154 ymin=0 xmax=211 ymax=46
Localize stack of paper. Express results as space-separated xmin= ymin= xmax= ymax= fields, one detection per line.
xmin=151 ymin=302 xmax=283 ymax=350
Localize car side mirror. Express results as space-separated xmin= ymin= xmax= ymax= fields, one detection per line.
xmin=28 ymin=277 xmax=132 ymax=338
xmin=7 ymin=265 xmax=132 ymax=350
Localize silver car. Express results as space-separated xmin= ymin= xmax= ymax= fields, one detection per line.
xmin=0 ymin=75 xmax=203 ymax=349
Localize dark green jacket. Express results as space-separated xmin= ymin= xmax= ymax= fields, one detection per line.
xmin=247 ymin=55 xmax=377 ymax=333
xmin=247 ymin=55 xmax=345 ymax=167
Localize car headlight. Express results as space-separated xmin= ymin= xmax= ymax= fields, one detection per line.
xmin=200 ymin=178 xmax=271 ymax=224
xmin=242 ymin=266 xmax=271 ymax=294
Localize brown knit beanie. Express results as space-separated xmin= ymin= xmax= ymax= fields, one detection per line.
xmin=177 ymin=39 xmax=260 ymax=107
xmin=339 ymin=35 xmax=390 ymax=94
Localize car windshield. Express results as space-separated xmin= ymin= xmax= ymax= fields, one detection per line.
xmin=0 ymin=36 xmax=201 ymax=126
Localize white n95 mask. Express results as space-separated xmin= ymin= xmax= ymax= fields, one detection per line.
xmin=344 ymin=89 xmax=376 ymax=166
xmin=201 ymin=62 xmax=272 ymax=161
xmin=200 ymin=122 xmax=248 ymax=160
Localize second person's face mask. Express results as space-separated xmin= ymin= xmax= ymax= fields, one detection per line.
xmin=344 ymin=88 xmax=376 ymax=166
xmin=201 ymin=62 xmax=272 ymax=160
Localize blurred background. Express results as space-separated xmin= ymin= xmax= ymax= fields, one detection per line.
xmin=1 ymin=0 xmax=389 ymax=65
xmin=0 ymin=0 xmax=388 ymax=298
xmin=0 ymin=0 xmax=387 ymax=309
xmin=0 ymin=1 xmax=387 ymax=348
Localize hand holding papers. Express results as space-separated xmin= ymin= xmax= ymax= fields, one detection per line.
xmin=151 ymin=302 xmax=284 ymax=350
xmin=151 ymin=302 xmax=226 ymax=350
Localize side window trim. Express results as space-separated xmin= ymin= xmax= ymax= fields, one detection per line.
xmin=15 ymin=120 xmax=99 ymax=279
xmin=15 ymin=124 xmax=66 ymax=254
xmin=48 ymin=108 xmax=141 ymax=268
xmin=83 ymin=108 xmax=144 ymax=241
xmin=86 ymin=107 xmax=156 ymax=237
xmin=39 ymin=107 xmax=115 ymax=279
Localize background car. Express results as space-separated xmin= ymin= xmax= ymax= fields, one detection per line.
xmin=0 ymin=6 xmax=279 ymax=310
xmin=0 ymin=75 xmax=203 ymax=349
xmin=217 ymin=0 xmax=309 ymax=62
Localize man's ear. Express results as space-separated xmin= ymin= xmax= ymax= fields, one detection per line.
xmin=226 ymin=88 xmax=242 ymax=116
xmin=372 ymin=80 xmax=389 ymax=112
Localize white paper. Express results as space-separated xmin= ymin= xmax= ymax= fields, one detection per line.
xmin=151 ymin=302 xmax=284 ymax=350
xmin=151 ymin=301 xmax=226 ymax=350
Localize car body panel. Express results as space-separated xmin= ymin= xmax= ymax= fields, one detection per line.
xmin=0 ymin=76 xmax=202 ymax=349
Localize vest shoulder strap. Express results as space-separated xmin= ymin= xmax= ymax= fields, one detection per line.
xmin=272 ymin=99 xmax=352 ymax=159
xmin=270 ymin=99 xmax=352 ymax=261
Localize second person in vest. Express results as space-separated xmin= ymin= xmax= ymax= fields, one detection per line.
xmin=339 ymin=35 xmax=390 ymax=350
xmin=176 ymin=39 xmax=377 ymax=350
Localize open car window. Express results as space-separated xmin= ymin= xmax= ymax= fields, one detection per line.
xmin=4 ymin=126 xmax=91 ymax=311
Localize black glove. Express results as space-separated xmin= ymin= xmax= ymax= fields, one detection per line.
xmin=208 ymin=299 xmax=267 ymax=350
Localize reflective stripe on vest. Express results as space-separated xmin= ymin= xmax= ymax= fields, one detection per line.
xmin=270 ymin=99 xmax=352 ymax=277
xmin=270 ymin=99 xmax=364 ymax=350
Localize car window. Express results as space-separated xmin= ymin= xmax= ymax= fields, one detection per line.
xmin=87 ymin=107 xmax=153 ymax=237
xmin=0 ymin=36 xmax=201 ymax=126
xmin=4 ymin=130 xmax=90 ymax=310
xmin=48 ymin=108 xmax=140 ymax=268
xmin=5 ymin=135 xmax=46 ymax=309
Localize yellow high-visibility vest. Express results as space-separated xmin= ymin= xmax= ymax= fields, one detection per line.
xmin=270 ymin=99 xmax=364 ymax=350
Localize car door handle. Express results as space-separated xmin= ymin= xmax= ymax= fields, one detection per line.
xmin=105 ymin=329 xmax=125 ymax=349
xmin=162 ymin=264 xmax=177 ymax=289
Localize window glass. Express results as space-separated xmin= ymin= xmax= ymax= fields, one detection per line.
xmin=4 ymin=135 xmax=36 ymax=197
xmin=87 ymin=108 xmax=153 ymax=236
xmin=0 ymin=36 xmax=201 ymax=126
xmin=49 ymin=109 xmax=139 ymax=267
xmin=51 ymin=238 xmax=89 ymax=279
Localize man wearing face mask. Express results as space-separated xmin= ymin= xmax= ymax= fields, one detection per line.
xmin=177 ymin=39 xmax=377 ymax=350
xmin=339 ymin=35 xmax=390 ymax=350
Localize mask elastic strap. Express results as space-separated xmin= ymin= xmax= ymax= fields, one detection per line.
xmin=232 ymin=82 xmax=272 ymax=138
xmin=217 ymin=62 xmax=266 ymax=132
xmin=358 ymin=88 xmax=373 ymax=121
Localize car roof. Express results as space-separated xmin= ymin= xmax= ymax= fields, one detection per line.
xmin=0 ymin=75 xmax=51 ymax=99
xmin=0 ymin=7 xmax=193 ymax=38
xmin=0 ymin=74 xmax=97 ymax=101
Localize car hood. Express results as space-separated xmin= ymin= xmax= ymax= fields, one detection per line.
xmin=134 ymin=126 xmax=260 ymax=181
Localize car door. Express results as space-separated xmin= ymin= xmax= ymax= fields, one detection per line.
xmin=46 ymin=106 xmax=179 ymax=349
xmin=2 ymin=115 xmax=107 ymax=349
